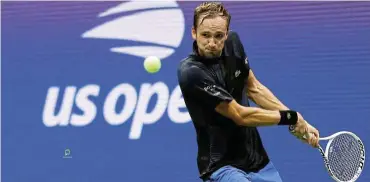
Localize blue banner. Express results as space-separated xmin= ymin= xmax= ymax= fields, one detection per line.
xmin=2 ymin=1 xmax=370 ymax=182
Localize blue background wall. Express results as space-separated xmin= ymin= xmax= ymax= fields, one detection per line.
xmin=2 ymin=1 xmax=370 ymax=182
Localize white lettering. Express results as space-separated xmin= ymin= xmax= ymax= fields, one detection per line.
xmin=168 ymin=85 xmax=190 ymax=124
xmin=70 ymin=85 xmax=100 ymax=126
xmin=129 ymin=82 xmax=169 ymax=139
xmin=42 ymin=87 xmax=76 ymax=127
xmin=103 ymin=83 xmax=137 ymax=125
xmin=43 ymin=83 xmax=192 ymax=139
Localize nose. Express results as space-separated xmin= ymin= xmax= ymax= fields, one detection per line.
xmin=208 ymin=38 xmax=216 ymax=48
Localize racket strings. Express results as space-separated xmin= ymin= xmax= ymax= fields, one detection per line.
xmin=328 ymin=134 xmax=362 ymax=181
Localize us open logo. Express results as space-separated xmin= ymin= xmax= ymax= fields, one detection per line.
xmin=81 ymin=0 xmax=185 ymax=60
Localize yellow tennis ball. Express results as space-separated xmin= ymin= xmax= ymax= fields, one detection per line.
xmin=144 ymin=56 xmax=161 ymax=73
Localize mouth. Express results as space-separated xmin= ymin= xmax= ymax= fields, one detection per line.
xmin=206 ymin=49 xmax=217 ymax=52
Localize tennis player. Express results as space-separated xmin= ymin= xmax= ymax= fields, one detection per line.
xmin=177 ymin=2 xmax=320 ymax=182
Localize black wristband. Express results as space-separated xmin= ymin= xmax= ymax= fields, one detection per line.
xmin=278 ymin=110 xmax=298 ymax=125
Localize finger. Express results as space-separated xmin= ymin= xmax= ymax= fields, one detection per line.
xmin=299 ymin=127 xmax=306 ymax=135
xmin=308 ymin=133 xmax=316 ymax=147
xmin=307 ymin=133 xmax=313 ymax=146
xmin=303 ymin=136 xmax=310 ymax=144
xmin=297 ymin=134 xmax=306 ymax=141
xmin=311 ymin=136 xmax=316 ymax=147
xmin=311 ymin=130 xmax=319 ymax=138
xmin=300 ymin=133 xmax=308 ymax=143
xmin=314 ymin=136 xmax=319 ymax=148
xmin=314 ymin=133 xmax=319 ymax=147
xmin=310 ymin=134 xmax=319 ymax=148
xmin=312 ymin=131 xmax=319 ymax=147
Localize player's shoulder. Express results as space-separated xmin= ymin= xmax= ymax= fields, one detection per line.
xmin=178 ymin=56 xmax=205 ymax=74
xmin=224 ymin=30 xmax=247 ymax=61
xmin=177 ymin=56 xmax=207 ymax=84
xmin=226 ymin=30 xmax=243 ymax=45
xmin=227 ymin=31 xmax=242 ymax=41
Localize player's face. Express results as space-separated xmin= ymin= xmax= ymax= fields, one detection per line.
xmin=192 ymin=15 xmax=228 ymax=59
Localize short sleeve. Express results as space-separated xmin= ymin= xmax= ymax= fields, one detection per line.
xmin=178 ymin=65 xmax=233 ymax=109
xmin=228 ymin=31 xmax=251 ymax=71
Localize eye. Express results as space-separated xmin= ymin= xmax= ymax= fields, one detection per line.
xmin=202 ymin=33 xmax=211 ymax=38
xmin=215 ymin=33 xmax=225 ymax=39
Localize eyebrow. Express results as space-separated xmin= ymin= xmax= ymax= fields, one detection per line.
xmin=200 ymin=30 xmax=226 ymax=34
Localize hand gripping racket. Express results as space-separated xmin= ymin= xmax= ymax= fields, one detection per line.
xmin=289 ymin=126 xmax=365 ymax=182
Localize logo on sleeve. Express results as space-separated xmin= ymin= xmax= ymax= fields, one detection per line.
xmin=204 ymin=85 xmax=220 ymax=96
xmin=235 ymin=70 xmax=241 ymax=78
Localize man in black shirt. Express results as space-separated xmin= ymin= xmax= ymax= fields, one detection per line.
xmin=177 ymin=2 xmax=320 ymax=182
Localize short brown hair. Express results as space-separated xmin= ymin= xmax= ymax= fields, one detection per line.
xmin=193 ymin=2 xmax=231 ymax=30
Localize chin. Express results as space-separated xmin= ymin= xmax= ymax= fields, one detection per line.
xmin=204 ymin=54 xmax=218 ymax=59
xmin=204 ymin=52 xmax=221 ymax=58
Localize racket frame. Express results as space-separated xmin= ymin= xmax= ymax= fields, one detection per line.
xmin=320 ymin=131 xmax=365 ymax=182
xmin=288 ymin=126 xmax=365 ymax=182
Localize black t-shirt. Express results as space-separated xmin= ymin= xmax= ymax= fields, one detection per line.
xmin=177 ymin=31 xmax=270 ymax=180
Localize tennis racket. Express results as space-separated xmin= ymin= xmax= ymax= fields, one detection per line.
xmin=289 ymin=126 xmax=365 ymax=182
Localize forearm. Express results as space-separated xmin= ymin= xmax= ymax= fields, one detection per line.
xmin=238 ymin=107 xmax=280 ymax=126
xmin=248 ymin=84 xmax=289 ymax=110
xmin=237 ymin=106 xmax=297 ymax=127
xmin=216 ymin=100 xmax=298 ymax=127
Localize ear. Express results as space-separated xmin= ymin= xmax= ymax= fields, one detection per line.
xmin=191 ymin=27 xmax=196 ymax=40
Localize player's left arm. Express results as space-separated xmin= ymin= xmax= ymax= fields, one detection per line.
xmin=246 ymin=69 xmax=289 ymax=111
xmin=229 ymin=30 xmax=289 ymax=111
xmin=246 ymin=69 xmax=319 ymax=145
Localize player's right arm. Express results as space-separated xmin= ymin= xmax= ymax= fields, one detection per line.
xmin=216 ymin=100 xmax=291 ymax=126
xmin=215 ymin=100 xmax=306 ymax=134
xmin=178 ymin=64 xmax=307 ymax=135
